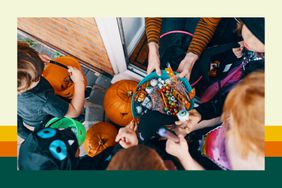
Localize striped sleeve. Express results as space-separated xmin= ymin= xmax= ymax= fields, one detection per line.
xmin=145 ymin=17 xmax=162 ymax=45
xmin=188 ymin=18 xmax=222 ymax=56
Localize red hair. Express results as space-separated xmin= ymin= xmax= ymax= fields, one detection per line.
xmin=223 ymin=72 xmax=264 ymax=157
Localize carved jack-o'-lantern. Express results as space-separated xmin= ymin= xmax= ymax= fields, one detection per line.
xmin=42 ymin=56 xmax=87 ymax=99
xmin=104 ymin=80 xmax=138 ymax=126
xmin=84 ymin=122 xmax=118 ymax=157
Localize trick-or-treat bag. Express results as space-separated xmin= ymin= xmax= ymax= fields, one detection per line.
xmin=132 ymin=67 xmax=196 ymax=122
xmin=42 ymin=56 xmax=87 ymax=99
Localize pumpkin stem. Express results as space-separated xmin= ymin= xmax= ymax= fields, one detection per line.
xmin=127 ymin=90 xmax=133 ymax=97
xmin=98 ymin=139 xmax=104 ymax=146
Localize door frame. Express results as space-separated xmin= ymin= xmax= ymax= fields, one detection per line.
xmin=95 ymin=17 xmax=145 ymax=83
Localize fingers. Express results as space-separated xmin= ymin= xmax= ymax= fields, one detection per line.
xmin=147 ymin=65 xmax=153 ymax=75
xmin=115 ymin=128 xmax=125 ymax=142
xmin=175 ymin=121 xmax=183 ymax=126
xmin=156 ymin=66 xmax=162 ymax=76
xmin=67 ymin=66 xmax=78 ymax=74
xmin=133 ymin=124 xmax=138 ymax=132
xmin=185 ymin=73 xmax=190 ymax=81
xmin=115 ymin=132 xmax=122 ymax=142
xmin=177 ymin=70 xmax=187 ymax=78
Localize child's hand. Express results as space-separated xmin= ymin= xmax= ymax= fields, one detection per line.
xmin=232 ymin=41 xmax=244 ymax=59
xmin=174 ymin=109 xmax=201 ymax=136
xmin=39 ymin=54 xmax=51 ymax=64
xmin=115 ymin=126 xmax=138 ymax=149
xmin=166 ymin=135 xmax=190 ymax=161
xmin=68 ymin=66 xmax=84 ymax=84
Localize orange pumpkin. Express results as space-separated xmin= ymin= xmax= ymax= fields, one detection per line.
xmin=42 ymin=56 xmax=87 ymax=99
xmin=84 ymin=122 xmax=118 ymax=157
xmin=104 ymin=80 xmax=138 ymax=126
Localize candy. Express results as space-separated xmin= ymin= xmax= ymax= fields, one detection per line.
xmin=146 ymin=102 xmax=152 ymax=109
xmin=150 ymin=79 xmax=158 ymax=87
xmin=145 ymin=86 xmax=153 ymax=94
xmin=158 ymin=83 xmax=163 ymax=89
xmin=136 ymin=106 xmax=143 ymax=114
xmin=141 ymin=97 xmax=151 ymax=107
xmin=158 ymin=78 xmax=165 ymax=84
xmin=165 ymin=79 xmax=172 ymax=85
xmin=177 ymin=110 xmax=189 ymax=122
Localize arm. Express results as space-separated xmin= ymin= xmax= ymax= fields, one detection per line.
xmin=166 ymin=135 xmax=204 ymax=170
xmin=17 ymin=115 xmax=32 ymax=139
xmin=177 ymin=18 xmax=222 ymax=80
xmin=188 ymin=18 xmax=222 ymax=56
xmin=178 ymin=152 xmax=205 ymax=170
xmin=145 ymin=17 xmax=162 ymax=45
xmin=175 ymin=85 xmax=229 ymax=135
xmin=64 ymin=66 xmax=85 ymax=118
xmin=145 ymin=18 xmax=162 ymax=75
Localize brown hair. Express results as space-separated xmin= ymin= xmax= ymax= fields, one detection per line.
xmin=223 ymin=72 xmax=264 ymax=157
xmin=107 ymin=145 xmax=167 ymax=170
xmin=18 ymin=41 xmax=44 ymax=93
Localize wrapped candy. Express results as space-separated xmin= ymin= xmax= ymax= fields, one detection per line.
xmin=141 ymin=97 xmax=150 ymax=107
xmin=136 ymin=106 xmax=143 ymax=114
xmin=158 ymin=83 xmax=163 ymax=89
xmin=150 ymin=79 xmax=158 ymax=87
xmin=177 ymin=110 xmax=189 ymax=122
xmin=146 ymin=102 xmax=152 ymax=109
xmin=158 ymin=78 xmax=165 ymax=84
xmin=145 ymin=86 xmax=153 ymax=94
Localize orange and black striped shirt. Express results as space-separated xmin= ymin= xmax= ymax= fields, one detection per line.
xmin=145 ymin=18 xmax=222 ymax=56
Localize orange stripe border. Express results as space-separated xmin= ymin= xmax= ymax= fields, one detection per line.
xmin=0 ymin=126 xmax=281 ymax=157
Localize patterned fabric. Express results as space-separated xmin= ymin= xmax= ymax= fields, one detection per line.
xmin=201 ymin=125 xmax=231 ymax=170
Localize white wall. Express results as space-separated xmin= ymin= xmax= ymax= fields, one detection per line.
xmin=120 ymin=17 xmax=145 ymax=55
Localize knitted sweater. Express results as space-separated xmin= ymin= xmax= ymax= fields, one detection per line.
xmin=145 ymin=18 xmax=221 ymax=56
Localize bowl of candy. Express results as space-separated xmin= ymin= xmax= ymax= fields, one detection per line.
xmin=131 ymin=68 xmax=196 ymax=120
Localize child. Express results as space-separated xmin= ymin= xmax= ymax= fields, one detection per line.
xmin=18 ymin=127 xmax=113 ymax=170
xmin=17 ymin=41 xmax=85 ymax=139
xmin=107 ymin=145 xmax=168 ymax=170
xmin=165 ymin=72 xmax=265 ymax=170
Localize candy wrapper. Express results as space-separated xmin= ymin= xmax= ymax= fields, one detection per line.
xmin=133 ymin=68 xmax=196 ymax=118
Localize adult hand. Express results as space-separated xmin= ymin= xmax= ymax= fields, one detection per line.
xmin=174 ymin=109 xmax=202 ymax=136
xmin=166 ymin=135 xmax=190 ymax=161
xmin=177 ymin=52 xmax=199 ymax=81
xmin=147 ymin=42 xmax=162 ymax=76
xmin=68 ymin=66 xmax=84 ymax=84
xmin=115 ymin=126 xmax=138 ymax=149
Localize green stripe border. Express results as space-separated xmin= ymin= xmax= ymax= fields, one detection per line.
xmin=0 ymin=157 xmax=281 ymax=188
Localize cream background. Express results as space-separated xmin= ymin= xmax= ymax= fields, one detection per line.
xmin=0 ymin=0 xmax=281 ymax=125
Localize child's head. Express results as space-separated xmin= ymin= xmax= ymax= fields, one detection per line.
xmin=107 ymin=145 xmax=167 ymax=170
xmin=18 ymin=41 xmax=44 ymax=93
xmin=237 ymin=18 xmax=265 ymax=53
xmin=223 ymin=71 xmax=264 ymax=170
xmin=19 ymin=127 xmax=79 ymax=170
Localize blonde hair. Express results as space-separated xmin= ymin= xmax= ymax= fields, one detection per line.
xmin=107 ymin=145 xmax=167 ymax=170
xmin=223 ymin=72 xmax=264 ymax=157
xmin=18 ymin=41 xmax=44 ymax=93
